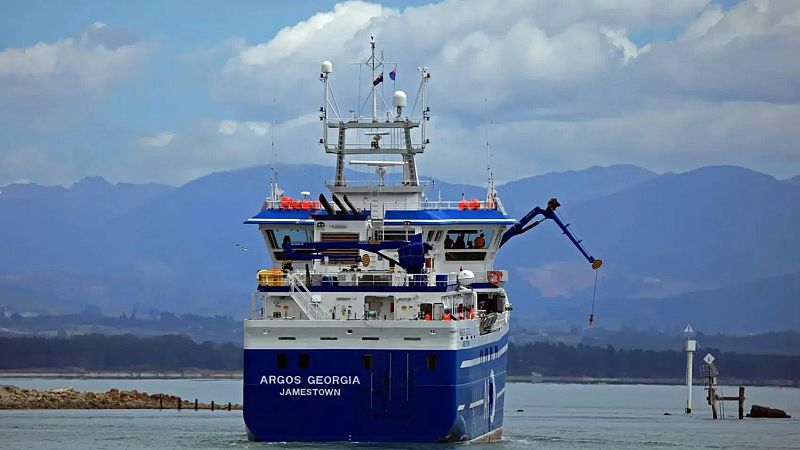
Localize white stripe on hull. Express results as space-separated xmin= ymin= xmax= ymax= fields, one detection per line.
xmin=460 ymin=343 xmax=508 ymax=368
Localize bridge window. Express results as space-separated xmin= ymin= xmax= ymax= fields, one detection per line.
xmin=267 ymin=228 xmax=310 ymax=249
xmin=443 ymin=229 xmax=495 ymax=250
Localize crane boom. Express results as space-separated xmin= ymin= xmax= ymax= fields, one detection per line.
xmin=499 ymin=198 xmax=602 ymax=270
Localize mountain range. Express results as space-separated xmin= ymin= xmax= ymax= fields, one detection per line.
xmin=1 ymin=164 xmax=798 ymax=333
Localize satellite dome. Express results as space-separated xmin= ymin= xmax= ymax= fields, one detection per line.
xmin=392 ymin=90 xmax=407 ymax=108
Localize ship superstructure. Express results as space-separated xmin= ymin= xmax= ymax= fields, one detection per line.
xmin=242 ymin=38 xmax=601 ymax=443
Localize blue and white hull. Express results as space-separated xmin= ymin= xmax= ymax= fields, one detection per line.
xmin=243 ymin=321 xmax=507 ymax=443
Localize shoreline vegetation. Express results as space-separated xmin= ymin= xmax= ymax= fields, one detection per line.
xmin=0 ymin=385 xmax=242 ymax=410
xmin=0 ymin=334 xmax=798 ymax=387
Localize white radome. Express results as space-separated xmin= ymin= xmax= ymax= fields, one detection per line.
xmin=457 ymin=269 xmax=475 ymax=281
xmin=321 ymin=61 xmax=333 ymax=74
xmin=393 ymin=90 xmax=407 ymax=108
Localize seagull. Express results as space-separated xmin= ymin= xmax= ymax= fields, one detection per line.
xmin=235 ymin=244 xmax=248 ymax=252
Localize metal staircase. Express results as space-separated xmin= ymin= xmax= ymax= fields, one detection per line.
xmin=287 ymin=274 xmax=328 ymax=320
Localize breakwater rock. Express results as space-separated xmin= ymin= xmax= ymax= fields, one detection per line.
xmin=747 ymin=404 xmax=791 ymax=418
xmin=0 ymin=385 xmax=242 ymax=410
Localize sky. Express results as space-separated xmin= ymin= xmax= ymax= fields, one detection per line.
xmin=0 ymin=0 xmax=798 ymax=187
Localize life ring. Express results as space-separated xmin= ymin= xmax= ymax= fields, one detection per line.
xmin=469 ymin=198 xmax=481 ymax=210
xmin=487 ymin=271 xmax=502 ymax=285
xmin=458 ymin=199 xmax=468 ymax=210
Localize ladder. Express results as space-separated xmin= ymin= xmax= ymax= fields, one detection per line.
xmin=287 ymin=274 xmax=328 ymax=320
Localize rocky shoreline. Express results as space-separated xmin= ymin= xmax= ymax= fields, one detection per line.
xmin=0 ymin=385 xmax=242 ymax=410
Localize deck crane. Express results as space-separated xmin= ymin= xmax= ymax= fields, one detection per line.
xmin=499 ymin=198 xmax=602 ymax=324
xmin=499 ymin=198 xmax=602 ymax=270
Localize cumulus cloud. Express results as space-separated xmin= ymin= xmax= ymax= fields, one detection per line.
xmin=196 ymin=0 xmax=800 ymax=183
xmin=633 ymin=0 xmax=800 ymax=104
xmin=0 ymin=22 xmax=151 ymax=124
xmin=214 ymin=0 xmax=677 ymax=117
xmin=421 ymin=100 xmax=800 ymax=182
xmin=110 ymin=116 xmax=317 ymax=185
xmin=218 ymin=120 xmax=238 ymax=135
xmin=138 ymin=132 xmax=176 ymax=148
xmin=217 ymin=120 xmax=270 ymax=136
xmin=9 ymin=1 xmax=798 ymax=187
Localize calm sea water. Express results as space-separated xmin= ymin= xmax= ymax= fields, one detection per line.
xmin=1 ymin=379 xmax=798 ymax=449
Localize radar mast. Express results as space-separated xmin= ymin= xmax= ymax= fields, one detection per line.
xmin=319 ymin=38 xmax=430 ymax=189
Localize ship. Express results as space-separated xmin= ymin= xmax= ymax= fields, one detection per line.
xmin=242 ymin=37 xmax=601 ymax=443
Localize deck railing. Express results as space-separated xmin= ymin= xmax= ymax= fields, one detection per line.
xmin=260 ymin=196 xmax=506 ymax=212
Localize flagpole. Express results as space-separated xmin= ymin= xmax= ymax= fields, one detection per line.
xmin=371 ymin=36 xmax=376 ymax=120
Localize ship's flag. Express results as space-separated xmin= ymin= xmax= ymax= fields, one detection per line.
xmin=373 ymin=72 xmax=384 ymax=86
xmin=389 ymin=67 xmax=396 ymax=81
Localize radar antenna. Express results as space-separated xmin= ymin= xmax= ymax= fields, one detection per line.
xmin=319 ymin=38 xmax=430 ymax=189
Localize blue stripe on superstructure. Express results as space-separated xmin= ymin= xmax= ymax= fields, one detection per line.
xmin=383 ymin=209 xmax=516 ymax=226
xmin=245 ymin=209 xmax=317 ymax=225
xmin=243 ymin=332 xmax=507 ymax=442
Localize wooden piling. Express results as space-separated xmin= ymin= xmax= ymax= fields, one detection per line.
xmin=710 ymin=386 xmax=718 ymax=419
xmin=159 ymin=394 xmax=163 ymax=410
xmin=738 ymin=386 xmax=745 ymax=420
xmin=194 ymin=399 xmax=198 ymax=411
xmin=211 ymin=400 xmax=215 ymax=412
xmin=228 ymin=402 xmax=231 ymax=411
xmin=177 ymin=397 xmax=181 ymax=411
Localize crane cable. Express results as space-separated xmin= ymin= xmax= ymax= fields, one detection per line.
xmin=589 ymin=269 xmax=599 ymax=325
xmin=551 ymin=208 xmax=602 ymax=325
